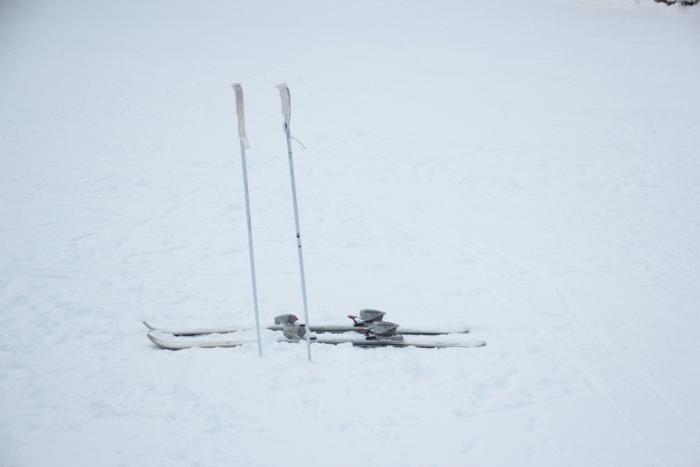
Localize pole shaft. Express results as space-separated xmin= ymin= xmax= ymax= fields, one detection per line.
xmin=240 ymin=141 xmax=263 ymax=357
xmin=284 ymin=119 xmax=313 ymax=362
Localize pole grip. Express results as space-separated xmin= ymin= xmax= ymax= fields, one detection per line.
xmin=232 ymin=83 xmax=250 ymax=148
xmin=276 ymin=83 xmax=291 ymax=119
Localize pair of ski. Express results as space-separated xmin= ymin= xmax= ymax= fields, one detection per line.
xmin=145 ymin=309 xmax=486 ymax=350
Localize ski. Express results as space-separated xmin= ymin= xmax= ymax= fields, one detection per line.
xmin=143 ymin=310 xmax=470 ymax=337
xmin=147 ymin=331 xmax=485 ymax=351
xmin=147 ymin=331 xmax=255 ymax=350
xmin=307 ymin=335 xmax=485 ymax=349
xmin=143 ymin=321 xmax=469 ymax=337
xmin=143 ymin=321 xmax=247 ymax=336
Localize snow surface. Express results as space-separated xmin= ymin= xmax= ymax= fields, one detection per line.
xmin=2 ymin=0 xmax=700 ymax=466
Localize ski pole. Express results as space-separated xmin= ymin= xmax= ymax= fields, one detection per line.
xmin=232 ymin=83 xmax=263 ymax=358
xmin=277 ymin=83 xmax=313 ymax=362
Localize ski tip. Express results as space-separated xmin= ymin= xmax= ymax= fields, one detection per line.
xmin=142 ymin=320 xmax=156 ymax=331
xmin=146 ymin=331 xmax=160 ymax=346
xmin=147 ymin=330 xmax=177 ymax=349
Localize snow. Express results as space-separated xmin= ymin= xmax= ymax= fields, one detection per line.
xmin=1 ymin=0 xmax=700 ymax=466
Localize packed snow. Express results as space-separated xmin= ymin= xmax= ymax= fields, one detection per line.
xmin=1 ymin=0 xmax=699 ymax=466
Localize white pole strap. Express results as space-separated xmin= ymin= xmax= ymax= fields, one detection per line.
xmin=232 ymin=83 xmax=251 ymax=148
xmin=276 ymin=83 xmax=292 ymax=119
xmin=276 ymin=83 xmax=306 ymax=148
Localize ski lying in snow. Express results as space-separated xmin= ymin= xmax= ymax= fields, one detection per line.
xmin=143 ymin=309 xmax=470 ymax=337
xmin=147 ymin=331 xmax=255 ymax=350
xmin=142 ymin=321 xmax=469 ymax=336
xmin=147 ymin=331 xmax=485 ymax=351
xmin=143 ymin=321 xmax=246 ymax=336
xmin=308 ymin=335 xmax=485 ymax=349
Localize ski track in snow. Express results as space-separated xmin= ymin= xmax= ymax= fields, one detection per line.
xmin=472 ymin=235 xmax=700 ymax=439
xmin=2 ymin=0 xmax=700 ymax=466
xmin=466 ymin=240 xmax=675 ymax=467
